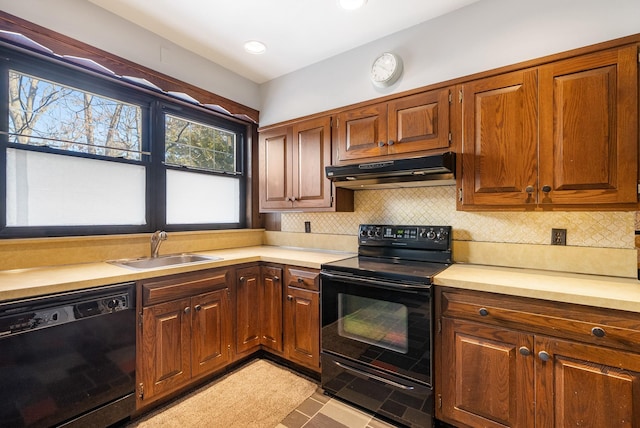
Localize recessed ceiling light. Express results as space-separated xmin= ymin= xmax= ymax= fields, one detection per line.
xmin=244 ymin=40 xmax=267 ymax=55
xmin=338 ymin=0 xmax=367 ymax=10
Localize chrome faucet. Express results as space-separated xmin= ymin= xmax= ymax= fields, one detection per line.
xmin=150 ymin=230 xmax=168 ymax=258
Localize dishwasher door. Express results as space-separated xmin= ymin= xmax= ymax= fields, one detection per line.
xmin=0 ymin=283 xmax=136 ymax=428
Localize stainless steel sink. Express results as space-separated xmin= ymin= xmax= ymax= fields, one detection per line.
xmin=108 ymin=254 xmax=223 ymax=270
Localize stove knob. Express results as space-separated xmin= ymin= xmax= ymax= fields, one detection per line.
xmin=367 ymin=229 xmax=374 ymax=237
xmin=426 ymin=229 xmax=436 ymax=240
xmin=436 ymin=230 xmax=449 ymax=241
xmin=374 ymin=228 xmax=381 ymax=237
xmin=107 ymin=299 xmax=120 ymax=310
xmin=360 ymin=228 xmax=367 ymax=237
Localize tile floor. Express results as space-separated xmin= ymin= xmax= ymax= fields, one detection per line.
xmin=277 ymin=387 xmax=400 ymax=428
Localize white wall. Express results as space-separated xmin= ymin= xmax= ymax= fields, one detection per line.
xmin=0 ymin=0 xmax=261 ymax=110
xmin=259 ymin=0 xmax=640 ymax=125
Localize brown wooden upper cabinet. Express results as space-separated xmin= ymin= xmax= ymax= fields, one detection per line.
xmin=259 ymin=116 xmax=353 ymax=212
xmin=459 ymin=45 xmax=638 ymax=209
xmin=334 ymin=88 xmax=452 ymax=164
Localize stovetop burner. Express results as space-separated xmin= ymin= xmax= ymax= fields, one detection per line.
xmin=321 ymin=224 xmax=453 ymax=285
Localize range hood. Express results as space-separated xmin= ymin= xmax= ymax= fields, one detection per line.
xmin=326 ymin=152 xmax=455 ymax=190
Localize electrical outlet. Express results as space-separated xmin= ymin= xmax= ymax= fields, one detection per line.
xmin=551 ymin=228 xmax=567 ymax=245
xmin=304 ymin=221 xmax=311 ymax=233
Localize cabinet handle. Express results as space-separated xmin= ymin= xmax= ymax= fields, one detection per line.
xmin=542 ymin=185 xmax=551 ymax=193
xmin=287 ymin=295 xmax=293 ymax=301
xmin=194 ymin=305 xmax=202 ymax=312
xmin=378 ymin=141 xmax=385 ymax=147
xmin=518 ymin=346 xmax=531 ymax=356
xmin=525 ymin=185 xmax=534 ymax=194
xmin=388 ymin=140 xmax=395 ymax=146
xmin=591 ymin=327 xmax=606 ymax=337
xmin=184 ymin=307 xmax=191 ymax=314
xmin=273 ymin=276 xmax=280 ymax=281
xmin=239 ymin=276 xmax=246 ymax=282
xmin=291 ymin=196 xmax=297 ymax=201
xmin=297 ymin=277 xmax=305 ymax=284
xmin=478 ymin=307 xmax=489 ymax=316
xmin=538 ymin=351 xmax=551 ymax=362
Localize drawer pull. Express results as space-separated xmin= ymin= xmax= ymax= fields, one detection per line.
xmin=478 ymin=308 xmax=489 ymax=316
xmin=518 ymin=346 xmax=531 ymax=356
xmin=591 ymin=327 xmax=606 ymax=338
xmin=297 ymin=277 xmax=305 ymax=284
xmin=538 ymin=351 xmax=551 ymax=362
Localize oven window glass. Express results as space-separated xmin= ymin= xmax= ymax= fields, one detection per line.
xmin=337 ymin=293 xmax=408 ymax=353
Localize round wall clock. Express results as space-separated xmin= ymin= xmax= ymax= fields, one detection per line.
xmin=370 ymin=52 xmax=403 ymax=88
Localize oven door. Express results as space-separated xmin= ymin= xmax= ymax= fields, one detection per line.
xmin=321 ymin=270 xmax=432 ymax=385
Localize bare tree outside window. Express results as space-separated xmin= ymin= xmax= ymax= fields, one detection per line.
xmin=8 ymin=70 xmax=142 ymax=160
xmin=165 ymin=114 xmax=236 ymax=173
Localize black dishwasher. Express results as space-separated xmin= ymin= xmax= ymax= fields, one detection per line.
xmin=0 ymin=282 xmax=136 ymax=428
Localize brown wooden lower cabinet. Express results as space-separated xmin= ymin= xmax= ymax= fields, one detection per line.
xmin=137 ymin=268 xmax=233 ymax=408
xmin=436 ymin=287 xmax=640 ymax=428
xmin=136 ymin=263 xmax=322 ymax=411
xmin=284 ymin=267 xmax=321 ymax=372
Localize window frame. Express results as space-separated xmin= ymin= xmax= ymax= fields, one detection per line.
xmin=0 ymin=45 xmax=249 ymax=238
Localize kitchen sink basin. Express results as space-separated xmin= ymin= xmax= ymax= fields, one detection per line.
xmin=108 ymin=254 xmax=223 ymax=270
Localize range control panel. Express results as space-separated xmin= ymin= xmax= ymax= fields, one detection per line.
xmin=359 ymin=224 xmax=452 ymax=251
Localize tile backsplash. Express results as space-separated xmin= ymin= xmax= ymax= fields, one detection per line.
xmin=282 ymin=186 xmax=635 ymax=249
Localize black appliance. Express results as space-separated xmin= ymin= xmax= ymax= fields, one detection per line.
xmin=325 ymin=152 xmax=455 ymax=189
xmin=321 ymin=224 xmax=452 ymax=428
xmin=0 ymin=283 xmax=136 ymax=428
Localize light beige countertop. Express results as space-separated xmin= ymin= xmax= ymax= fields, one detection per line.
xmin=434 ymin=263 xmax=640 ymax=314
xmin=0 ymin=246 xmax=355 ymax=302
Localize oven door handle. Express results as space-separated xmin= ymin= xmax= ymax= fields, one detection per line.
xmin=321 ymin=271 xmax=429 ymax=292
xmin=333 ymin=360 xmax=415 ymax=390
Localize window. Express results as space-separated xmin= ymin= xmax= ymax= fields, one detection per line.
xmin=0 ymin=47 xmax=248 ymax=237
xmin=162 ymin=109 xmax=244 ymax=227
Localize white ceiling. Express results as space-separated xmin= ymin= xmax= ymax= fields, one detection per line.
xmin=87 ymin=0 xmax=480 ymax=84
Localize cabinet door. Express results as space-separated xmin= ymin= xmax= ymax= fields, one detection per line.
xmin=259 ymin=126 xmax=293 ymax=210
xmin=460 ymin=69 xmax=539 ymax=207
xmin=535 ymin=336 xmax=640 ymax=427
xmin=285 ymin=286 xmax=320 ymax=371
xmin=140 ymin=297 xmax=192 ymax=402
xmin=335 ymin=103 xmax=388 ymax=163
xmin=260 ymin=265 xmax=283 ymax=352
xmin=439 ymin=317 xmax=535 ymax=428
xmin=191 ymin=288 xmax=231 ymax=377
xmin=538 ymin=46 xmax=638 ymax=206
xmin=291 ymin=116 xmax=332 ymax=209
xmin=236 ymin=266 xmax=262 ymax=354
xmin=387 ymin=88 xmax=451 ymax=155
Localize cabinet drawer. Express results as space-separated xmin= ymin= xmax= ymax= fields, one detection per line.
xmin=285 ymin=266 xmax=319 ymax=291
xmin=142 ymin=268 xmax=232 ymax=306
xmin=440 ymin=288 xmax=640 ymax=353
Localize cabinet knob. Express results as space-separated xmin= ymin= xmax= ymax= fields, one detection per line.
xmin=591 ymin=327 xmax=606 ymax=337
xmin=478 ymin=307 xmax=489 ymax=316
xmin=291 ymin=196 xmax=297 ymax=202
xmin=388 ymin=140 xmax=395 ymax=146
xmin=525 ymin=185 xmax=534 ymax=194
xmin=542 ymin=185 xmax=551 ymax=193
xmin=518 ymin=346 xmax=531 ymax=356
xmin=538 ymin=351 xmax=551 ymax=362
xmin=273 ymin=276 xmax=280 ymax=281
xmin=378 ymin=141 xmax=385 ymax=147
xmin=194 ymin=304 xmax=202 ymax=312
xmin=297 ymin=277 xmax=304 ymax=284
xmin=287 ymin=295 xmax=293 ymax=301
xmin=239 ymin=276 xmax=246 ymax=282
xmin=184 ymin=307 xmax=191 ymax=314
